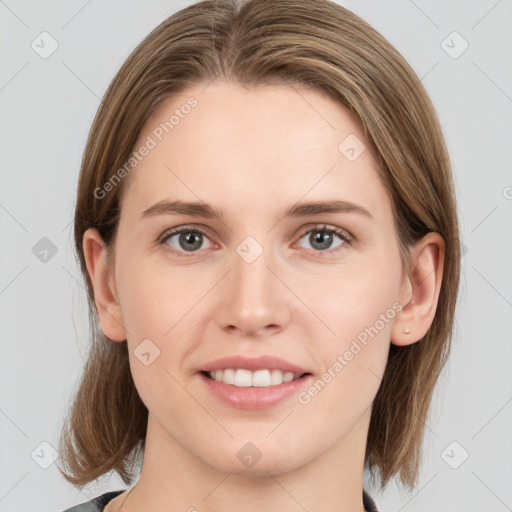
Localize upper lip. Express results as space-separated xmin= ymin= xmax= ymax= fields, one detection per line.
xmin=200 ymin=355 xmax=309 ymax=375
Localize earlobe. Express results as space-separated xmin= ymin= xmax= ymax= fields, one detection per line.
xmin=82 ymin=228 xmax=127 ymax=342
xmin=391 ymin=232 xmax=445 ymax=347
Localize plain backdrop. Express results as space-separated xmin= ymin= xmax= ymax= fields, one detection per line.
xmin=1 ymin=1 xmax=511 ymax=511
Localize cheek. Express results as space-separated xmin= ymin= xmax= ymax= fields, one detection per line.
xmin=115 ymin=255 xmax=206 ymax=397
xmin=303 ymin=254 xmax=401 ymax=393
xmin=295 ymin=287 xmax=395 ymax=435
xmin=118 ymin=264 xmax=195 ymax=414
xmin=310 ymin=255 xmax=401 ymax=342
xmin=115 ymin=253 xmax=190 ymax=340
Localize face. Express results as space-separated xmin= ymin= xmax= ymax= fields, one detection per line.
xmin=102 ymin=82 xmax=409 ymax=476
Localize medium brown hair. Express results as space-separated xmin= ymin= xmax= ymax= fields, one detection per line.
xmin=57 ymin=0 xmax=461 ymax=491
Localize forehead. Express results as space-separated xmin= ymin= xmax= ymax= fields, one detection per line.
xmin=120 ymin=81 xmax=389 ymax=224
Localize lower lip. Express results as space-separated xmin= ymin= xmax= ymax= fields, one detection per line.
xmin=199 ymin=372 xmax=313 ymax=410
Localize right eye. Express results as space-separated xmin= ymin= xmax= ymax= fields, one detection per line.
xmin=158 ymin=226 xmax=215 ymax=256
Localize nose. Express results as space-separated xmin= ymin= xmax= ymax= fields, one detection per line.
xmin=215 ymin=242 xmax=291 ymax=337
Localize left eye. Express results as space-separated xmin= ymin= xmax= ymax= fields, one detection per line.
xmin=295 ymin=225 xmax=350 ymax=254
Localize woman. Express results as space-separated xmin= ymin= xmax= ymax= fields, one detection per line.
xmin=57 ymin=0 xmax=460 ymax=510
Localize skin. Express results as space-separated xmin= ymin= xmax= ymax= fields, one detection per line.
xmin=83 ymin=82 xmax=444 ymax=512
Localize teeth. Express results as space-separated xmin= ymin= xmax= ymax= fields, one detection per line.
xmin=207 ymin=369 xmax=302 ymax=387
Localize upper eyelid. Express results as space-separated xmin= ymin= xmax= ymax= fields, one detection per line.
xmin=158 ymin=224 xmax=215 ymax=243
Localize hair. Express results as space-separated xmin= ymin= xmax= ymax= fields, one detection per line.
xmin=57 ymin=0 xmax=461 ymax=492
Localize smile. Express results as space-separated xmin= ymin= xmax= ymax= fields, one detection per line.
xmin=203 ymin=368 xmax=306 ymax=387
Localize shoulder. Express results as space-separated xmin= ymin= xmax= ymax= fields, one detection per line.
xmin=60 ymin=490 xmax=125 ymax=512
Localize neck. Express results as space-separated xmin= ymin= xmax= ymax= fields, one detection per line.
xmin=115 ymin=410 xmax=370 ymax=512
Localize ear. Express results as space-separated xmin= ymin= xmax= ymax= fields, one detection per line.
xmin=391 ymin=232 xmax=445 ymax=346
xmin=82 ymin=227 xmax=127 ymax=342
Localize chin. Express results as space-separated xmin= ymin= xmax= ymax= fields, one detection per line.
xmin=199 ymin=437 xmax=312 ymax=477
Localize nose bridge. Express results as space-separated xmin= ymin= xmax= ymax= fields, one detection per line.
xmin=234 ymin=236 xmax=272 ymax=295
xmin=218 ymin=233 xmax=289 ymax=334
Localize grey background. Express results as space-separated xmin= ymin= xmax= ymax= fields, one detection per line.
xmin=1 ymin=1 xmax=511 ymax=511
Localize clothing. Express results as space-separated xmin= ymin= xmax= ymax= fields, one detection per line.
xmin=60 ymin=491 xmax=124 ymax=511
xmin=61 ymin=488 xmax=379 ymax=511
xmin=363 ymin=489 xmax=379 ymax=512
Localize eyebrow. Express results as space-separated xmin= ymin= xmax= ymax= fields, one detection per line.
xmin=140 ymin=199 xmax=373 ymax=221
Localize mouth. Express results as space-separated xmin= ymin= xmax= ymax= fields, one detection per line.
xmin=200 ymin=368 xmax=311 ymax=388
xmin=199 ymin=369 xmax=314 ymax=410
xmin=198 ymin=355 xmax=313 ymax=409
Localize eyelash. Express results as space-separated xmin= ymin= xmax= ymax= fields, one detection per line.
xmin=157 ymin=224 xmax=353 ymax=258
